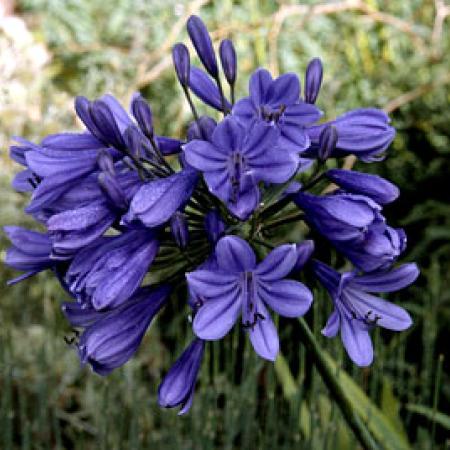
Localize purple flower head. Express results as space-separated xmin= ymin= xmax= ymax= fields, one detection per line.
xmin=189 ymin=67 xmax=232 ymax=111
xmin=4 ymin=226 xmax=54 ymax=284
xmin=172 ymin=43 xmax=191 ymax=87
xmin=187 ymin=236 xmax=313 ymax=361
xmin=305 ymin=108 xmax=395 ymax=162
xmin=187 ymin=15 xmax=218 ymax=78
xmin=130 ymin=93 xmax=154 ymax=138
xmin=304 ymin=58 xmax=323 ymax=104
xmin=183 ymin=117 xmax=299 ymax=220
xmin=233 ymin=69 xmax=322 ymax=152
xmin=325 ymin=169 xmax=400 ymax=205
xmin=294 ymin=191 xmax=406 ymax=272
xmin=219 ymin=39 xmax=237 ymax=85
xmin=66 ymin=229 xmax=159 ymax=310
xmin=312 ymin=260 xmax=418 ymax=366
xmin=123 ymin=167 xmax=198 ymax=228
xmin=78 ymin=285 xmax=170 ymax=375
xmin=158 ymin=338 xmax=205 ymax=415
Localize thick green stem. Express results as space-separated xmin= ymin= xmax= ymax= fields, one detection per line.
xmin=297 ymin=318 xmax=379 ymax=450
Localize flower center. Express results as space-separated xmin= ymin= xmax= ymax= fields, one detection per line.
xmin=259 ymin=104 xmax=286 ymax=124
xmin=241 ymin=272 xmax=265 ymax=330
xmin=229 ymin=152 xmax=244 ymax=204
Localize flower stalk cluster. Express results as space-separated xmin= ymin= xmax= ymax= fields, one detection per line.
xmin=4 ymin=15 xmax=418 ymax=416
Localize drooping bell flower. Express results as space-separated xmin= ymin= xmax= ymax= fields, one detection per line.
xmin=123 ymin=168 xmax=198 ymax=228
xmin=312 ymin=260 xmax=418 ymax=366
xmin=187 ymin=236 xmax=313 ymax=361
xmin=78 ymin=285 xmax=170 ymax=375
xmin=4 ymin=226 xmax=54 ymax=284
xmin=66 ymin=229 xmax=159 ymax=310
xmin=304 ymin=108 xmax=395 ymax=162
xmin=158 ymin=338 xmax=205 ymax=415
xmin=294 ymin=191 xmax=405 ymax=272
xmin=325 ymin=169 xmax=399 ymax=205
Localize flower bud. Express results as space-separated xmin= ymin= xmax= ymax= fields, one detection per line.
xmin=158 ymin=338 xmax=205 ymax=415
xmin=172 ymin=43 xmax=191 ymax=87
xmin=123 ymin=125 xmax=144 ymax=159
xmin=130 ymin=93 xmax=154 ymax=138
xmin=318 ymin=125 xmax=338 ymax=162
xmin=304 ymin=58 xmax=323 ymax=104
xmin=170 ymin=211 xmax=189 ymax=249
xmin=187 ymin=15 xmax=218 ymax=78
xmin=219 ymin=39 xmax=237 ymax=85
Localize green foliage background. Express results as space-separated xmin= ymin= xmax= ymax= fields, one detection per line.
xmin=0 ymin=0 xmax=449 ymax=449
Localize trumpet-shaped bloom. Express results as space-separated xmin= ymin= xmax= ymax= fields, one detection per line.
xmin=77 ymin=285 xmax=170 ymax=375
xmin=304 ymin=108 xmax=395 ymax=162
xmin=233 ymin=69 xmax=322 ymax=152
xmin=294 ymin=191 xmax=406 ymax=272
xmin=158 ymin=338 xmax=205 ymax=415
xmin=183 ymin=117 xmax=298 ymax=220
xmin=187 ymin=236 xmax=313 ymax=361
xmin=312 ymin=260 xmax=418 ymax=366
xmin=66 ymin=229 xmax=159 ymax=310
xmin=4 ymin=226 xmax=53 ymax=284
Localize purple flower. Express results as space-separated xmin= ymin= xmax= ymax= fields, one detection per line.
xmin=77 ymin=285 xmax=170 ymax=375
xmin=294 ymin=191 xmax=406 ymax=272
xmin=66 ymin=229 xmax=159 ymax=310
xmin=233 ymin=69 xmax=322 ymax=152
xmin=123 ymin=168 xmax=198 ymax=228
xmin=183 ymin=117 xmax=299 ymax=220
xmin=187 ymin=236 xmax=313 ymax=361
xmin=304 ymin=108 xmax=395 ymax=162
xmin=325 ymin=169 xmax=399 ymax=205
xmin=312 ymin=260 xmax=418 ymax=366
xmin=158 ymin=338 xmax=205 ymax=415
xmin=4 ymin=226 xmax=53 ymax=284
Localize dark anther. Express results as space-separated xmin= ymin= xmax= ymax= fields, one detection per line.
xmin=28 ymin=177 xmax=37 ymax=189
xmin=64 ymin=329 xmax=80 ymax=346
xmin=242 ymin=312 xmax=265 ymax=331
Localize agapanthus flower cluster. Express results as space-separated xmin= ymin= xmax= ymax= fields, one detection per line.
xmin=4 ymin=15 xmax=418 ymax=415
